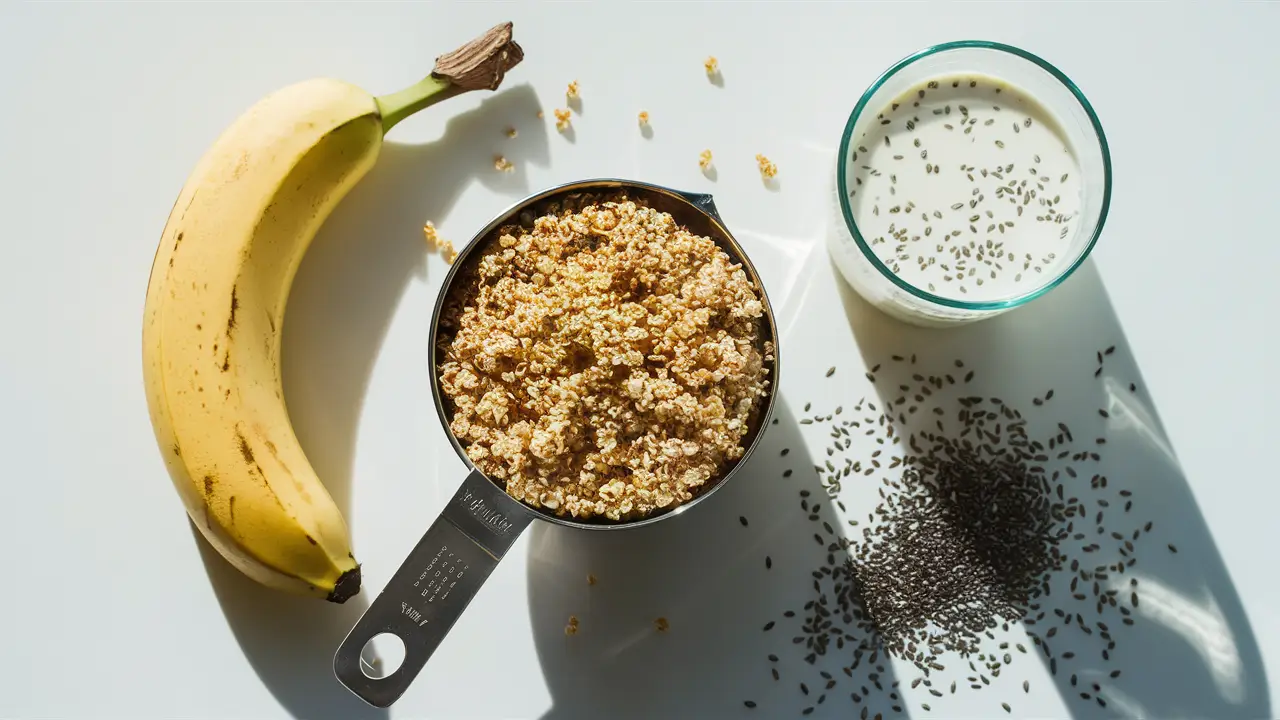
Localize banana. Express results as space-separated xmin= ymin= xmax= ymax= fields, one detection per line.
xmin=142 ymin=23 xmax=523 ymax=601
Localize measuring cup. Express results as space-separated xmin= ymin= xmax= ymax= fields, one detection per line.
xmin=333 ymin=179 xmax=780 ymax=707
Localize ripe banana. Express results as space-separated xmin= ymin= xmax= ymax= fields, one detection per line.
xmin=142 ymin=23 xmax=523 ymax=601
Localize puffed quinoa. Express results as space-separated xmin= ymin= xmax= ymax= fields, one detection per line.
xmin=566 ymin=80 xmax=580 ymax=99
xmin=439 ymin=239 xmax=457 ymax=265
xmin=638 ymin=111 xmax=650 ymax=126
xmin=493 ymin=155 xmax=514 ymax=173
xmin=704 ymin=56 xmax=718 ymax=75
xmin=422 ymin=221 xmax=441 ymax=251
xmin=756 ymin=154 xmax=778 ymax=179
xmin=654 ymin=617 xmax=670 ymax=632
xmin=699 ymin=149 xmax=714 ymax=171
xmin=438 ymin=197 xmax=772 ymax=521
xmin=505 ymin=126 xmax=518 ymax=138
xmin=554 ymin=108 xmax=572 ymax=131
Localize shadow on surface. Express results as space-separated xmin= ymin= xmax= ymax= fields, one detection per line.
xmin=198 ymin=84 xmax=548 ymax=720
xmin=838 ymin=258 xmax=1270 ymax=719
xmin=196 ymin=532 xmax=384 ymax=720
xmin=528 ymin=398 xmax=902 ymax=720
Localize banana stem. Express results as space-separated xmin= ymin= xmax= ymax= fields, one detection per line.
xmin=376 ymin=75 xmax=460 ymax=134
xmin=375 ymin=21 xmax=524 ymax=135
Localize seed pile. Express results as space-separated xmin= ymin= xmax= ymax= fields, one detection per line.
xmin=847 ymin=75 xmax=1082 ymax=300
xmin=753 ymin=350 xmax=1165 ymax=716
xmin=854 ymin=426 xmax=1065 ymax=657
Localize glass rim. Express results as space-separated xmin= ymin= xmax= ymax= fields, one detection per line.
xmin=836 ymin=40 xmax=1113 ymax=312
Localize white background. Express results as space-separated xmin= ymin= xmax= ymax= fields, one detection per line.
xmin=2 ymin=3 xmax=1278 ymax=719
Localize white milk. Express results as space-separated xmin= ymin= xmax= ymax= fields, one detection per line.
xmin=847 ymin=74 xmax=1082 ymax=302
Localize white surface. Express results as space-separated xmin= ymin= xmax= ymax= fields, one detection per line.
xmin=2 ymin=3 xmax=1278 ymax=719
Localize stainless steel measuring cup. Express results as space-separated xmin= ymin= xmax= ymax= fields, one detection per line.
xmin=333 ymin=178 xmax=780 ymax=707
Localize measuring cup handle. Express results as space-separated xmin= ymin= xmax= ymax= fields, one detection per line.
xmin=672 ymin=189 xmax=723 ymax=223
xmin=333 ymin=469 xmax=533 ymax=707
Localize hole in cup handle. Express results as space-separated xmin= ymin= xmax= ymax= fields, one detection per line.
xmin=333 ymin=469 xmax=534 ymax=708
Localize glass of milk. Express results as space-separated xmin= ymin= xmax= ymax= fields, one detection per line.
xmin=829 ymin=41 xmax=1112 ymax=327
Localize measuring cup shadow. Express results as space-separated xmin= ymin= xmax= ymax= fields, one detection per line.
xmin=836 ymin=258 xmax=1271 ymax=719
xmin=195 ymin=84 xmax=549 ymax=720
xmin=527 ymin=397 xmax=902 ymax=720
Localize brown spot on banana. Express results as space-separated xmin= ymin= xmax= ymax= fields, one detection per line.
xmin=266 ymin=312 xmax=275 ymax=333
xmin=172 ymin=443 xmax=181 ymax=458
xmin=167 ymin=231 xmax=186 ymax=268
xmin=236 ymin=431 xmax=255 ymax=465
xmin=238 ymin=426 xmax=287 ymax=510
xmin=257 ymin=432 xmax=294 ymax=478
xmin=226 ymin=286 xmax=239 ymax=336
xmin=305 ymin=535 xmax=318 ymax=545
xmin=221 ymin=351 xmax=230 ymax=372
xmin=229 ymin=496 xmax=236 ymax=525
xmin=203 ymin=474 xmax=215 ymax=497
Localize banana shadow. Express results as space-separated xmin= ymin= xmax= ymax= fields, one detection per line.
xmin=197 ymin=83 xmax=548 ymax=720
xmin=527 ymin=398 xmax=904 ymax=720
xmin=837 ymin=258 xmax=1271 ymax=719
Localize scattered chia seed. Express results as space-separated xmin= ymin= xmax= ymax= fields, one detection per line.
xmin=756 ymin=349 xmax=1155 ymax=717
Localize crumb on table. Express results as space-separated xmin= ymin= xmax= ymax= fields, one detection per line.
xmin=587 ymin=573 xmax=597 ymax=586
xmin=554 ymin=108 xmax=572 ymax=131
xmin=426 ymin=222 xmax=458 ymax=264
xmin=654 ymin=617 xmax=670 ymax=633
xmin=756 ymin=154 xmax=778 ymax=179
xmin=699 ymin=149 xmax=714 ymax=170
xmin=704 ymin=56 xmax=718 ymax=75
xmin=565 ymin=615 xmax=580 ymax=636
xmin=638 ymin=111 xmax=650 ymax=126
xmin=505 ymin=126 xmax=518 ymax=138
xmin=566 ymin=80 xmax=580 ymax=99
xmin=536 ymin=110 xmax=544 ymax=119
xmin=494 ymin=155 xmax=514 ymax=173
xmin=422 ymin=221 xmax=440 ymax=251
